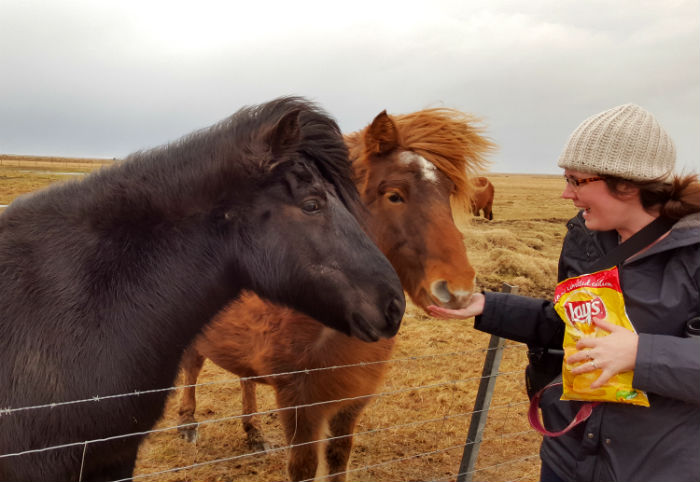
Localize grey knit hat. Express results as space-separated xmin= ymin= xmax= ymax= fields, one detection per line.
xmin=557 ymin=104 xmax=676 ymax=181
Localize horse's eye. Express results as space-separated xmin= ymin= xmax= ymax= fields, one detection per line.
xmin=302 ymin=199 xmax=321 ymax=213
xmin=386 ymin=192 xmax=404 ymax=204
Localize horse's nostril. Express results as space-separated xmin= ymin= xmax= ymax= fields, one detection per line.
xmin=430 ymin=280 xmax=475 ymax=308
xmin=385 ymin=297 xmax=404 ymax=330
xmin=431 ymin=280 xmax=452 ymax=304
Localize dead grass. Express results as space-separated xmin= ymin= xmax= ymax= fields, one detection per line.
xmin=0 ymin=160 xmax=109 ymax=205
xmin=1 ymin=163 xmax=578 ymax=481
xmin=0 ymin=153 xmax=113 ymax=170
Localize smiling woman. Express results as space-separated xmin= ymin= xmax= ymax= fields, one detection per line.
xmin=561 ymin=170 xmax=650 ymax=240
xmin=430 ymin=103 xmax=700 ymax=482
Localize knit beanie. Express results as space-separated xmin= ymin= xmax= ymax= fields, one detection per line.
xmin=557 ymin=104 xmax=676 ymax=181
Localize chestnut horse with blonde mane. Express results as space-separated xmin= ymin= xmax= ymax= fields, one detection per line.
xmin=470 ymin=176 xmax=495 ymax=220
xmin=177 ymin=107 xmax=494 ymax=481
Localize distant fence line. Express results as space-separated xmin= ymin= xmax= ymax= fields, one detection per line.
xmin=0 ymin=155 xmax=115 ymax=170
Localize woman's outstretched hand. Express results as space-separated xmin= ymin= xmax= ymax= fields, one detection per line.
xmin=427 ymin=293 xmax=486 ymax=320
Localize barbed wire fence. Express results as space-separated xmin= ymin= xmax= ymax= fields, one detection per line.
xmin=1 ymin=285 xmax=542 ymax=481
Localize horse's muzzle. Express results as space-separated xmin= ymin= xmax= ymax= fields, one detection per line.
xmin=350 ymin=294 xmax=404 ymax=342
xmin=430 ymin=279 xmax=474 ymax=310
xmin=384 ymin=295 xmax=404 ymax=334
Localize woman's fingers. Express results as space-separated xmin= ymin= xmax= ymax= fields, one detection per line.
xmin=569 ymin=358 xmax=613 ymax=388
xmin=591 ymin=316 xmax=620 ymax=333
xmin=567 ymin=348 xmax=595 ymax=365
xmin=427 ymin=305 xmax=472 ymax=319
xmin=427 ymin=293 xmax=485 ymax=319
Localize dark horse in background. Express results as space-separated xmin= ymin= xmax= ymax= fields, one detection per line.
xmin=470 ymin=176 xmax=495 ymax=220
xmin=176 ymin=107 xmax=494 ymax=481
xmin=0 ymin=97 xmax=405 ymax=482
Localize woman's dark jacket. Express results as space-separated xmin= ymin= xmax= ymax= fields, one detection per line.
xmin=476 ymin=211 xmax=700 ymax=482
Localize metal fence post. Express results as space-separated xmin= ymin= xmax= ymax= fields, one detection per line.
xmin=456 ymin=283 xmax=518 ymax=482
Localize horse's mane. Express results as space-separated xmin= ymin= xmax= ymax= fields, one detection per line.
xmin=154 ymin=96 xmax=362 ymax=217
xmin=8 ymin=97 xmax=361 ymax=224
xmin=346 ymin=108 xmax=495 ymax=212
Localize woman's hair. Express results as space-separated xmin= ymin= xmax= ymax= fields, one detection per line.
xmin=605 ymin=173 xmax=700 ymax=220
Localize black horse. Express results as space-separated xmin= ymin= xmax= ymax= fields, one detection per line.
xmin=0 ymin=97 xmax=405 ymax=482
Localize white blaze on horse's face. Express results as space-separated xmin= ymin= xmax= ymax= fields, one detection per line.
xmin=398 ymin=152 xmax=438 ymax=183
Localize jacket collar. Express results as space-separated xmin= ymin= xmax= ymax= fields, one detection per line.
xmin=570 ymin=210 xmax=699 ymax=264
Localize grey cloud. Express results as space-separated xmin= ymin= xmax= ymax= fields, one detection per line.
xmin=0 ymin=1 xmax=697 ymax=174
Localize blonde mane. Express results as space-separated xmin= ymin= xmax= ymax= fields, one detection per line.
xmin=346 ymin=108 xmax=496 ymax=212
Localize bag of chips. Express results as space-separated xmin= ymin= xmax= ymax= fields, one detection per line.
xmin=553 ymin=267 xmax=650 ymax=407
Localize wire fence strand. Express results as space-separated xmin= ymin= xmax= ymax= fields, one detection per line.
xmin=2 ymin=343 xmax=536 ymax=482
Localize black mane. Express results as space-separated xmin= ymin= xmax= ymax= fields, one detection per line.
xmin=2 ymin=96 xmax=361 ymax=228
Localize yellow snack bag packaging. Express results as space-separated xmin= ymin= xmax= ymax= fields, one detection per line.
xmin=553 ymin=267 xmax=650 ymax=407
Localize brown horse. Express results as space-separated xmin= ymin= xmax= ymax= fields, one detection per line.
xmin=177 ymin=108 xmax=494 ymax=481
xmin=470 ymin=176 xmax=495 ymax=220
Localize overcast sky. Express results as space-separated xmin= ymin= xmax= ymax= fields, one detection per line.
xmin=1 ymin=0 xmax=697 ymax=174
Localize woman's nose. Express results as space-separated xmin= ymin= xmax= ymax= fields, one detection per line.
xmin=561 ymin=184 xmax=576 ymax=200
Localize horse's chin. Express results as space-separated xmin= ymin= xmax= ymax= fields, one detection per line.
xmin=344 ymin=295 xmax=403 ymax=342
xmin=347 ymin=316 xmax=382 ymax=342
xmin=412 ymin=289 xmax=439 ymax=313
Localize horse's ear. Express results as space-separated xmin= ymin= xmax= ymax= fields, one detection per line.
xmin=364 ymin=110 xmax=399 ymax=155
xmin=266 ymin=109 xmax=302 ymax=158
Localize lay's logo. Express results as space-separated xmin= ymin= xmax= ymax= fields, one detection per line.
xmin=564 ymin=298 xmax=606 ymax=330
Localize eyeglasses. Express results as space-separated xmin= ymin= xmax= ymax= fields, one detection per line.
xmin=564 ymin=176 xmax=605 ymax=190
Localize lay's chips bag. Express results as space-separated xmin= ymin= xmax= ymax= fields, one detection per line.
xmin=553 ymin=267 xmax=650 ymax=407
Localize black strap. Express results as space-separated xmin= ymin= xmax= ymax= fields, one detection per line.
xmin=589 ymin=216 xmax=675 ymax=272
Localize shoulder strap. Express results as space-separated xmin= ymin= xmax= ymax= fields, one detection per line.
xmin=528 ymin=382 xmax=600 ymax=437
xmin=589 ymin=216 xmax=675 ymax=272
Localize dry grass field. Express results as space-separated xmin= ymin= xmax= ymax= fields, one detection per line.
xmin=0 ymin=155 xmax=112 ymax=205
xmin=0 ymin=154 xmax=114 ymax=170
xmin=0 ymin=159 xmax=579 ymax=482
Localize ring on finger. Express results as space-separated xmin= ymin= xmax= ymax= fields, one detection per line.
xmin=590 ymin=360 xmax=599 ymax=369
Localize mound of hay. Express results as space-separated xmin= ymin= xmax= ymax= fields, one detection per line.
xmin=463 ymin=220 xmax=565 ymax=299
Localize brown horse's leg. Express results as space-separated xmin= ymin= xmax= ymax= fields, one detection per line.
xmin=177 ymin=346 xmax=206 ymax=442
xmin=324 ymin=400 xmax=369 ymax=482
xmin=278 ymin=395 xmax=325 ymax=482
xmin=240 ymin=378 xmax=270 ymax=452
xmin=485 ymin=201 xmax=493 ymax=220
xmin=470 ymin=202 xmax=479 ymax=217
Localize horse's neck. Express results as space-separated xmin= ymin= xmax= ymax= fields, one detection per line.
xmin=98 ymin=237 xmax=242 ymax=392
xmin=87 ymin=156 xmax=246 ymax=330
xmin=124 ymin=232 xmax=239 ymax=339
xmin=109 ymin=150 xmax=244 ymax=217
xmin=70 ymin=187 xmax=242 ymax=359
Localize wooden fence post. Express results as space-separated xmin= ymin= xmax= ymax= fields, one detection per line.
xmin=456 ymin=283 xmax=518 ymax=482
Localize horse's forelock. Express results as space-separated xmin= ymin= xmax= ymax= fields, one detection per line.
xmin=115 ymin=97 xmax=355 ymax=212
xmin=293 ymin=106 xmax=364 ymax=219
xmin=396 ymin=109 xmax=494 ymax=208
xmin=350 ymin=108 xmax=496 ymax=214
